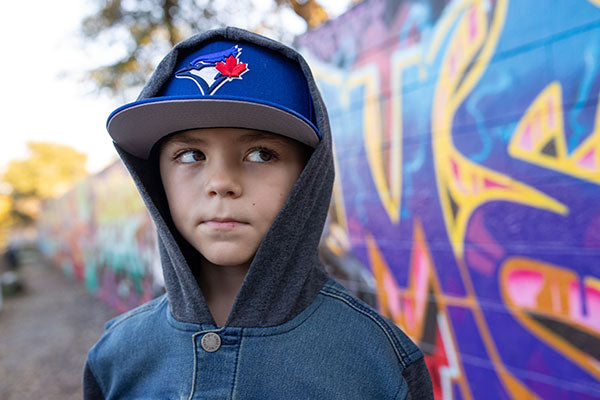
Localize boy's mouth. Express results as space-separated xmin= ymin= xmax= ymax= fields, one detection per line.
xmin=201 ymin=218 xmax=248 ymax=230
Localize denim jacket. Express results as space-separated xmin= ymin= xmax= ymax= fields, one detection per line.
xmin=84 ymin=279 xmax=431 ymax=399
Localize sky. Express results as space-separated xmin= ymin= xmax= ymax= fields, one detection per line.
xmin=0 ymin=0 xmax=352 ymax=177
xmin=1 ymin=0 xmax=120 ymax=174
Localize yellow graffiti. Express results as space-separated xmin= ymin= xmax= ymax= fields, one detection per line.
xmin=309 ymin=63 xmax=351 ymax=233
xmin=500 ymin=257 xmax=600 ymax=379
xmin=347 ymin=63 xmax=403 ymax=223
xmin=509 ymin=82 xmax=600 ymax=184
xmin=310 ymin=48 xmax=417 ymax=224
xmin=426 ymin=0 xmax=474 ymax=65
xmin=431 ymin=0 xmax=567 ymax=260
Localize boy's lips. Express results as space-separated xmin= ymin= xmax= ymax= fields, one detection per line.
xmin=201 ymin=217 xmax=248 ymax=230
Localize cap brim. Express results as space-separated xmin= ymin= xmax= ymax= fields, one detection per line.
xmin=107 ymin=98 xmax=321 ymax=159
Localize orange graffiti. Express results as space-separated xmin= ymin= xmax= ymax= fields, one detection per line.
xmin=366 ymin=221 xmax=473 ymax=399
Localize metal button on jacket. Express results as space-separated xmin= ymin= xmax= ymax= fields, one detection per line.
xmin=201 ymin=332 xmax=221 ymax=352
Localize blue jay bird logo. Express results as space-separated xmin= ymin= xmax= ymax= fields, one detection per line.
xmin=175 ymin=45 xmax=249 ymax=95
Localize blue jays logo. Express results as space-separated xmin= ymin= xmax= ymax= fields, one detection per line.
xmin=175 ymin=45 xmax=249 ymax=95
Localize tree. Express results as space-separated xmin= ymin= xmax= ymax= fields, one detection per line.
xmin=80 ymin=0 xmax=329 ymax=97
xmin=1 ymin=142 xmax=88 ymax=226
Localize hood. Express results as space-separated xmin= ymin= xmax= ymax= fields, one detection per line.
xmin=114 ymin=27 xmax=334 ymax=328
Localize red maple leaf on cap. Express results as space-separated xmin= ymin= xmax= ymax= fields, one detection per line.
xmin=216 ymin=55 xmax=247 ymax=78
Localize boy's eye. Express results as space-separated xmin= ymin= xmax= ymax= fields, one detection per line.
xmin=177 ymin=150 xmax=205 ymax=163
xmin=247 ymin=149 xmax=276 ymax=163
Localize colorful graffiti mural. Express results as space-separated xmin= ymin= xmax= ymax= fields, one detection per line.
xmin=38 ymin=160 xmax=163 ymax=313
xmin=296 ymin=0 xmax=600 ymax=398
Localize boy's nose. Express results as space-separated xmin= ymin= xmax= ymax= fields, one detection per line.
xmin=205 ymin=168 xmax=242 ymax=198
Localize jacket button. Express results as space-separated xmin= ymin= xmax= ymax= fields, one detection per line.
xmin=201 ymin=332 xmax=221 ymax=352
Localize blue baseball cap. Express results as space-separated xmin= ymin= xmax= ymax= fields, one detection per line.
xmin=106 ymin=39 xmax=321 ymax=159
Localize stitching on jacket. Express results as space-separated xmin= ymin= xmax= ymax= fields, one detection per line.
xmin=319 ymin=290 xmax=407 ymax=366
xmin=105 ymin=295 xmax=167 ymax=331
xmin=230 ymin=329 xmax=243 ymax=400
xmin=187 ymin=331 xmax=201 ymax=400
xmin=319 ymin=284 xmax=420 ymax=368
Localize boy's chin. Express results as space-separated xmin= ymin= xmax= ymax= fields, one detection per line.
xmin=200 ymin=252 xmax=254 ymax=269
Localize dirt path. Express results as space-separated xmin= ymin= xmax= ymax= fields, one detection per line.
xmin=0 ymin=255 xmax=118 ymax=400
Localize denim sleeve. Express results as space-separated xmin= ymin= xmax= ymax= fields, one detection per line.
xmin=83 ymin=361 xmax=105 ymax=400
xmin=402 ymin=358 xmax=434 ymax=400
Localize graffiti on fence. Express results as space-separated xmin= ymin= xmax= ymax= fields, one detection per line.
xmin=38 ymin=161 xmax=163 ymax=313
xmin=297 ymin=0 xmax=600 ymax=398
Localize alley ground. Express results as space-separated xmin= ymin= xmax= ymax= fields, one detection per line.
xmin=0 ymin=254 xmax=118 ymax=400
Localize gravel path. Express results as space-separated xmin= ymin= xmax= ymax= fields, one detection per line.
xmin=0 ymin=255 xmax=118 ymax=400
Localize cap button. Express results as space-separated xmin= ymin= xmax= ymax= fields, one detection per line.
xmin=201 ymin=332 xmax=222 ymax=352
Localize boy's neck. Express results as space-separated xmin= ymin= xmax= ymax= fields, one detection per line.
xmin=198 ymin=259 xmax=250 ymax=327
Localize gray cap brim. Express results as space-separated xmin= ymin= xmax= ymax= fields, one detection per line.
xmin=107 ymin=98 xmax=321 ymax=159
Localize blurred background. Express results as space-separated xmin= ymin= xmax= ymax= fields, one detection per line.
xmin=1 ymin=0 xmax=600 ymax=399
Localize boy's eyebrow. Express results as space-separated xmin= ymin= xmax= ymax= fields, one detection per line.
xmin=163 ymin=131 xmax=287 ymax=147
xmin=164 ymin=135 xmax=207 ymax=146
xmin=236 ymin=132 xmax=288 ymax=145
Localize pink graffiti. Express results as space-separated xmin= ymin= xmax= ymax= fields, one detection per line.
xmin=577 ymin=148 xmax=597 ymax=171
xmin=466 ymin=211 xmax=505 ymax=275
xmin=469 ymin=7 xmax=478 ymax=41
xmin=519 ymin=124 xmax=534 ymax=151
xmin=506 ymin=269 xmax=545 ymax=308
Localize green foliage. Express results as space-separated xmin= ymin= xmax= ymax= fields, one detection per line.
xmin=4 ymin=142 xmax=88 ymax=199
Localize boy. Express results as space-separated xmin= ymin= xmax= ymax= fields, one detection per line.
xmin=84 ymin=27 xmax=433 ymax=399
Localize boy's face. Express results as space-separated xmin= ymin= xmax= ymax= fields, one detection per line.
xmin=159 ymin=128 xmax=308 ymax=268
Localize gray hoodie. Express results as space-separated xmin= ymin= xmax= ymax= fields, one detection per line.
xmin=116 ymin=27 xmax=332 ymax=327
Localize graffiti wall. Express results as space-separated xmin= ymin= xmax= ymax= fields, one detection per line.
xmin=296 ymin=0 xmax=600 ymax=398
xmin=38 ymin=160 xmax=163 ymax=313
